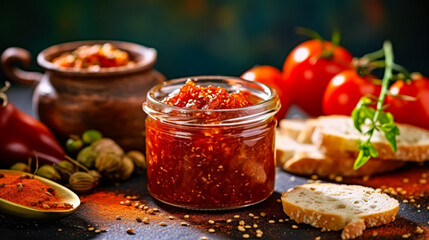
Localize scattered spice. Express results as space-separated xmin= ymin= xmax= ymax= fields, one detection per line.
xmin=208 ymin=228 xmax=215 ymax=233
xmin=181 ymin=222 xmax=189 ymax=226
xmin=136 ymin=217 xmax=142 ymax=222
xmin=292 ymin=225 xmax=299 ymax=229
xmin=88 ymin=227 xmax=95 ymax=231
xmin=242 ymin=233 xmax=250 ymax=239
xmin=0 ymin=174 xmax=72 ymax=210
xmin=415 ymin=226 xmax=424 ymax=234
xmin=159 ymin=222 xmax=167 ymax=226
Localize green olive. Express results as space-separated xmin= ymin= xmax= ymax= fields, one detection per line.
xmin=66 ymin=138 xmax=83 ymax=153
xmin=82 ymin=130 xmax=103 ymax=145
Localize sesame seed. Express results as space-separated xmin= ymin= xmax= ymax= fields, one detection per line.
xmin=410 ymin=199 xmax=415 ymax=203
xmin=208 ymin=228 xmax=215 ymax=233
xmin=136 ymin=217 xmax=142 ymax=222
xmin=147 ymin=209 xmax=155 ymax=214
xmin=268 ymin=220 xmax=275 ymax=224
xmin=244 ymin=225 xmax=251 ymax=229
xmin=57 ymin=229 xmax=62 ymax=232
xmin=239 ymin=220 xmax=245 ymax=226
xmin=100 ymin=228 xmax=106 ymax=232
xmin=94 ymin=230 xmax=101 ymax=234
xmin=372 ymin=232 xmax=378 ymax=237
xmin=260 ymin=212 xmax=266 ymax=217
xmin=256 ymin=233 xmax=262 ymax=238
xmin=311 ymin=174 xmax=318 ymax=180
xmin=234 ymin=215 xmax=240 ymax=219
xmin=253 ymin=216 xmax=260 ymax=220
xmin=153 ymin=208 xmax=159 ymax=212
xmin=144 ymin=206 xmax=149 ymax=210
xmin=249 ymin=213 xmax=254 ymax=217
xmin=208 ymin=220 xmax=215 ymax=224
xmin=88 ymin=227 xmax=95 ymax=231
xmin=125 ymin=200 xmax=131 ymax=206
xmin=402 ymin=233 xmax=411 ymax=238
xmin=335 ymin=176 xmax=343 ymax=182
xmin=416 ymin=226 xmax=424 ymax=234
xmin=160 ymin=222 xmax=167 ymax=226
xmin=253 ymin=224 xmax=258 ymax=228
xmin=292 ymin=225 xmax=299 ymax=229
xmin=184 ymin=215 xmax=190 ymax=219
xmin=403 ymin=199 xmax=409 ymax=203
xmin=181 ymin=222 xmax=189 ymax=226
xmin=169 ymin=216 xmax=175 ymax=220
xmin=201 ymin=237 xmax=209 ymax=240
xmin=242 ymin=234 xmax=250 ymax=239
xmin=119 ymin=201 xmax=125 ymax=205
xmin=315 ymin=237 xmax=321 ymax=240
xmin=126 ymin=228 xmax=134 ymax=234
xmin=226 ymin=219 xmax=232 ymax=223
xmin=238 ymin=226 xmax=245 ymax=232
xmin=115 ymin=216 xmax=121 ymax=220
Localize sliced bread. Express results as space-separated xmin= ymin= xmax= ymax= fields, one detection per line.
xmin=276 ymin=133 xmax=405 ymax=177
xmin=279 ymin=118 xmax=317 ymax=144
xmin=312 ymin=115 xmax=429 ymax=162
xmin=281 ymin=183 xmax=399 ymax=239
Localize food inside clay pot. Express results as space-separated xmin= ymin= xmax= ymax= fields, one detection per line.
xmin=51 ymin=43 xmax=135 ymax=70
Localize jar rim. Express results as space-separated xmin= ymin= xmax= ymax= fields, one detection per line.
xmin=143 ymin=76 xmax=280 ymax=126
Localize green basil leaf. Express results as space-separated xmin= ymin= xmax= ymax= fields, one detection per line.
xmin=352 ymin=97 xmax=375 ymax=133
xmin=354 ymin=150 xmax=371 ymax=170
xmin=380 ymin=123 xmax=400 ymax=152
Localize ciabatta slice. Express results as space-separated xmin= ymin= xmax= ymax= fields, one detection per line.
xmin=312 ymin=115 xmax=429 ymax=162
xmin=281 ymin=183 xmax=399 ymax=239
xmin=279 ymin=118 xmax=317 ymax=144
xmin=276 ymin=133 xmax=405 ymax=177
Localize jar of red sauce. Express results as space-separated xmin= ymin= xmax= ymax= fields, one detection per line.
xmin=143 ymin=76 xmax=280 ymax=210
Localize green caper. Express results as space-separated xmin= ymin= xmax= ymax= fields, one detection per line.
xmin=126 ymin=151 xmax=146 ymax=174
xmin=91 ymin=138 xmax=124 ymax=156
xmin=56 ymin=160 xmax=76 ymax=173
xmin=66 ymin=138 xmax=83 ymax=153
xmin=82 ymin=130 xmax=103 ymax=145
xmin=10 ymin=162 xmax=30 ymax=172
xmin=69 ymin=172 xmax=98 ymax=193
xmin=36 ymin=165 xmax=62 ymax=181
xmin=118 ymin=155 xmax=135 ymax=181
xmin=77 ymin=146 xmax=98 ymax=168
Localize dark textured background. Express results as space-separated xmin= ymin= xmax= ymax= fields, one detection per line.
xmin=1 ymin=0 xmax=428 ymax=80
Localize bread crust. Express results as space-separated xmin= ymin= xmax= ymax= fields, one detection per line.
xmin=319 ymin=133 xmax=429 ymax=162
xmin=282 ymin=183 xmax=399 ymax=239
xmin=282 ymin=152 xmax=406 ymax=177
xmin=313 ymin=115 xmax=429 ymax=162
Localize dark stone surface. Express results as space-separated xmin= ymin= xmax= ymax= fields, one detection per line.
xmin=1 ymin=166 xmax=428 ymax=240
xmin=1 ymin=85 xmax=428 ymax=240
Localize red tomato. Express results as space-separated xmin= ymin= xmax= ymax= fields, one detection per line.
xmin=323 ymin=70 xmax=381 ymax=115
xmin=282 ymin=39 xmax=353 ymax=116
xmin=241 ymin=65 xmax=291 ymax=120
xmin=386 ymin=74 xmax=429 ymax=129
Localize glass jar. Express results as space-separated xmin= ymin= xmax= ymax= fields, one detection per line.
xmin=143 ymin=76 xmax=280 ymax=210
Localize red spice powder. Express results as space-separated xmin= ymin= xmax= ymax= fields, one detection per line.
xmin=346 ymin=166 xmax=429 ymax=199
xmin=0 ymin=174 xmax=72 ymax=210
xmin=79 ymin=191 xmax=166 ymax=222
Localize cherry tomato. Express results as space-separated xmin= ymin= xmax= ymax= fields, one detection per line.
xmin=241 ymin=65 xmax=291 ymax=120
xmin=386 ymin=74 xmax=429 ymax=129
xmin=322 ymin=70 xmax=381 ymax=115
xmin=282 ymin=39 xmax=353 ymax=116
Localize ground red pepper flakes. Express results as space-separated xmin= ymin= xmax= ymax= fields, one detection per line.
xmin=0 ymin=174 xmax=72 ymax=210
xmin=162 ymin=80 xmax=258 ymax=109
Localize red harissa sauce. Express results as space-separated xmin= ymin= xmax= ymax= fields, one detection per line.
xmin=146 ymin=80 xmax=276 ymax=209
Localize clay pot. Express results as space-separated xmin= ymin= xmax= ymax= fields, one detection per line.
xmin=1 ymin=40 xmax=165 ymax=152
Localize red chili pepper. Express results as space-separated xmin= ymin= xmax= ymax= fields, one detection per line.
xmin=0 ymin=82 xmax=64 ymax=167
